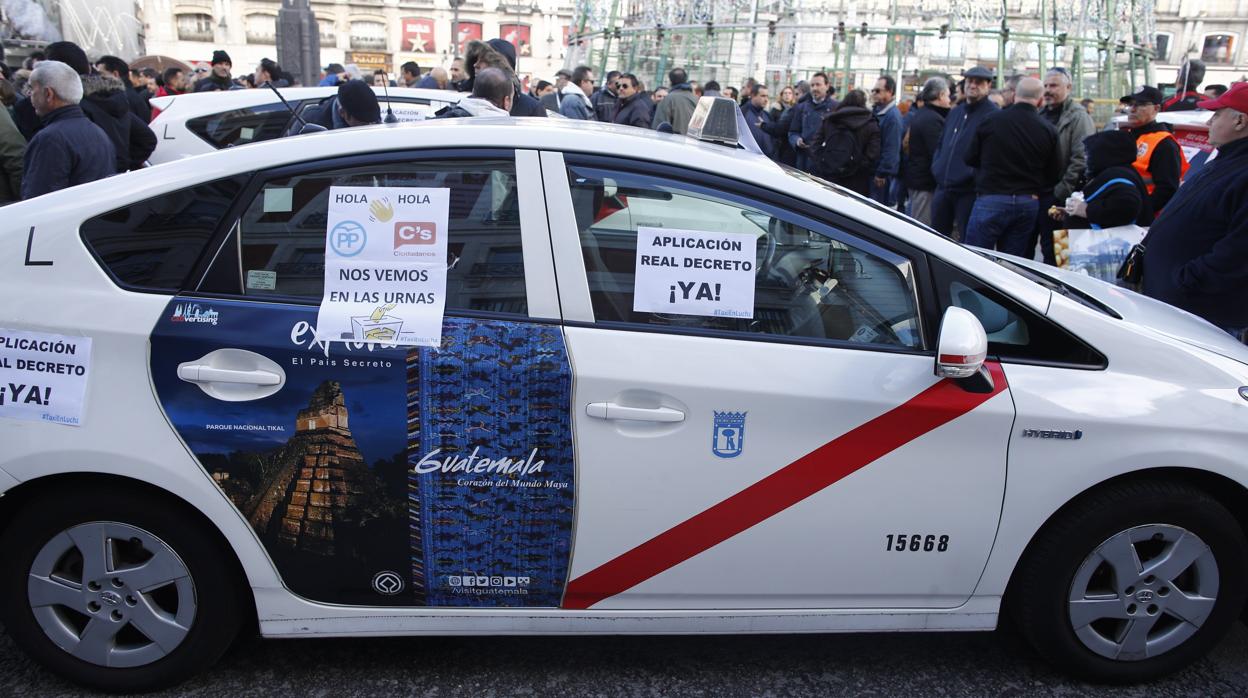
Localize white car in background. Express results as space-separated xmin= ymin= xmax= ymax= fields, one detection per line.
xmin=147 ymin=86 xmax=465 ymax=164
xmin=3 ymin=101 xmax=1248 ymax=692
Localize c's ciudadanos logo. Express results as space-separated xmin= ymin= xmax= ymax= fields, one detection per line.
xmin=712 ymin=410 xmax=746 ymax=458
xmin=394 ymin=221 xmax=437 ymax=249
xmin=330 ymin=220 xmax=367 ymax=257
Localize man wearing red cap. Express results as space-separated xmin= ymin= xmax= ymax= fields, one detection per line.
xmin=1143 ymin=82 xmax=1248 ymax=339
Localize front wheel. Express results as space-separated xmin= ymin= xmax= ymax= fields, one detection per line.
xmin=0 ymin=487 xmax=244 ymax=692
xmin=1013 ymin=480 xmax=1248 ymax=683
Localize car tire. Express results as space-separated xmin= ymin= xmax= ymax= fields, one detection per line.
xmin=1013 ymin=479 xmax=1248 ymax=683
xmin=0 ymin=486 xmax=244 ymax=693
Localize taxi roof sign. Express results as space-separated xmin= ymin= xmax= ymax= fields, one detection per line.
xmin=687 ymin=96 xmax=740 ymax=146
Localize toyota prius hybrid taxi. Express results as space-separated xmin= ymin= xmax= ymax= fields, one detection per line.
xmin=1 ymin=98 xmax=1247 ymax=692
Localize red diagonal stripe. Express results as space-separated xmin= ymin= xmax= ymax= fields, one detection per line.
xmin=561 ymin=362 xmax=1008 ymax=610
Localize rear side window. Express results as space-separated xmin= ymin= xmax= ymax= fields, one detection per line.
xmin=186 ymin=103 xmax=293 ymax=148
xmin=80 ymin=176 xmax=248 ymax=292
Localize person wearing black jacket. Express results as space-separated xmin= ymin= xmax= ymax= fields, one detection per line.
xmin=1122 ymin=86 xmax=1184 ymax=215
xmin=903 ymin=77 xmax=950 ymax=225
xmin=815 ymin=89 xmax=881 ymax=195
xmin=461 ymin=39 xmax=546 ymax=118
xmin=81 ymin=73 xmax=157 ymax=171
xmin=94 ymin=56 xmax=150 ymax=123
xmin=611 ymin=74 xmax=652 ymax=129
xmin=194 ymin=51 xmax=235 ymax=92
xmin=1144 ymin=83 xmax=1248 ymax=337
xmin=962 ymin=77 xmax=1062 ymax=255
xmin=1057 ymin=130 xmax=1153 ymax=229
xmin=930 ymin=65 xmax=999 ymax=238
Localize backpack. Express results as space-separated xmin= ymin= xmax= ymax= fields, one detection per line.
xmin=813 ymin=121 xmax=861 ymax=180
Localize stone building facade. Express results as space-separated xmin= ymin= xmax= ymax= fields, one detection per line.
xmin=140 ymin=0 xmax=578 ymax=82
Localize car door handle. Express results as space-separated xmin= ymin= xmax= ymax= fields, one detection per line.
xmin=177 ymin=364 xmax=282 ymax=386
xmin=585 ymin=402 xmax=686 ymax=423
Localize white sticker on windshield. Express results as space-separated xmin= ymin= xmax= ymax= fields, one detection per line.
xmin=263 ymin=187 xmax=293 ymax=213
xmin=633 ymin=227 xmax=756 ymax=319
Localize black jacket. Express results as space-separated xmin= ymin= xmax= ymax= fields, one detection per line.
xmin=1143 ymin=138 xmax=1248 ymax=327
xmin=510 ymin=89 xmax=547 ymax=118
xmin=1068 ymin=131 xmax=1153 ymax=228
xmin=127 ymin=84 xmax=151 ymax=123
xmin=21 ymin=105 xmax=115 ymax=199
xmin=817 ymin=105 xmax=881 ymax=195
xmin=13 ymin=97 xmax=38 ymax=141
xmin=80 ymin=75 xmax=157 ymax=171
xmin=612 ymin=93 xmax=652 ymax=129
xmin=931 ymin=97 xmax=997 ymax=191
xmin=194 ymin=73 xmax=234 ymax=92
xmin=592 ymin=88 xmax=618 ymax=122
xmin=1128 ymin=120 xmax=1183 ymax=213
xmin=902 ymin=104 xmax=948 ymax=191
xmin=964 ymin=102 xmax=1061 ymax=196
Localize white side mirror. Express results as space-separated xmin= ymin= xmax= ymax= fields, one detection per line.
xmin=935 ymin=306 xmax=988 ymax=379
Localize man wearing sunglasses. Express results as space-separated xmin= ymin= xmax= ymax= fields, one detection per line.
xmin=611 ymin=74 xmax=652 ymax=129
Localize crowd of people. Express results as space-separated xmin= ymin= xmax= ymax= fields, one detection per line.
xmin=3 ymin=35 xmax=1245 ymax=339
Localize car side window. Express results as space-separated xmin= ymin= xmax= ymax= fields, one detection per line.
xmin=567 ymin=164 xmax=924 ymax=350
xmin=186 ymin=103 xmax=294 ymax=148
xmin=212 ymin=158 xmax=527 ymax=316
xmin=932 ymin=260 xmax=1106 ymax=367
xmin=80 ymin=175 xmax=249 ymax=292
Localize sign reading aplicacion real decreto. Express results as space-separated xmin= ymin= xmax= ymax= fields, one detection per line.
xmin=0 ymin=328 xmax=92 ymax=426
xmin=633 ymin=226 xmax=756 ymax=319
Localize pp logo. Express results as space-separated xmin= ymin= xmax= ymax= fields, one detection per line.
xmin=394 ymin=221 xmax=437 ymax=248
xmin=330 ymin=220 xmax=367 ymax=257
xmin=371 ymin=570 xmax=404 ymax=595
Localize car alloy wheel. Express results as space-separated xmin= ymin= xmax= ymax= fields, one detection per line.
xmin=27 ymin=521 xmax=196 ymax=668
xmin=1067 ymin=524 xmax=1218 ymax=662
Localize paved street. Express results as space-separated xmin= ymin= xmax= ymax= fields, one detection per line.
xmin=1 ymin=620 xmax=1246 ymax=696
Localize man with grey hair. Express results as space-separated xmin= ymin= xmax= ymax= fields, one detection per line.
xmin=962 ymin=76 xmax=1062 ymax=254
xmin=21 ymin=60 xmax=114 ymax=199
xmin=1031 ymin=67 xmax=1094 ymax=264
xmin=902 ymin=77 xmax=951 ymax=225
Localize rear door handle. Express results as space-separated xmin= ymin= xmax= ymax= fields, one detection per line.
xmin=177 ymin=365 xmax=282 ymax=386
xmin=586 ymin=402 xmax=685 ymax=423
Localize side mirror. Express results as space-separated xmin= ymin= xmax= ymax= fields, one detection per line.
xmin=935 ymin=306 xmax=988 ymax=379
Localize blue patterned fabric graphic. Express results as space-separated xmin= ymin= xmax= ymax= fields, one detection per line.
xmin=407 ymin=318 xmax=574 ymax=607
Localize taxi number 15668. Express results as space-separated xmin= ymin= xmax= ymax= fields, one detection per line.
xmin=885 ymin=534 xmax=949 ymax=552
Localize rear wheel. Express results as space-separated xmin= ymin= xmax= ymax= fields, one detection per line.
xmin=0 ymin=488 xmax=244 ymax=692
xmin=1013 ymin=480 xmax=1248 ymax=683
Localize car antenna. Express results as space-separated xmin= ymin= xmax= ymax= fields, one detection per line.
xmin=381 ymin=73 xmax=398 ymax=124
xmin=265 ymin=80 xmax=325 ymax=133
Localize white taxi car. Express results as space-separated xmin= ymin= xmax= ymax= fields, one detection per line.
xmin=2 ymin=102 xmax=1247 ymax=692
xmin=147 ymin=85 xmax=464 ymax=164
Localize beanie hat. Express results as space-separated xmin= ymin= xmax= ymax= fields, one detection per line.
xmin=46 ymin=41 xmax=90 ymax=76
xmin=487 ymin=38 xmax=517 ymax=71
xmin=212 ymin=50 xmax=232 ymax=65
xmin=337 ymin=79 xmax=381 ymax=124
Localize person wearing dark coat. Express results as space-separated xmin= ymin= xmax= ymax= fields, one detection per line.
xmin=740 ymin=84 xmax=777 ymax=159
xmin=1143 ymin=83 xmax=1248 ymax=337
xmin=94 ymin=55 xmax=151 ymax=122
xmin=787 ymin=73 xmax=836 ymax=172
xmin=814 ymin=89 xmax=881 ymax=196
xmin=903 ymin=78 xmax=951 ymax=225
xmin=301 ymin=80 xmax=382 ymax=130
xmin=461 ymin=39 xmax=547 ymax=118
xmin=14 ymin=40 xmax=96 ymax=140
xmin=1058 ymin=130 xmax=1153 ymax=229
xmin=80 ymin=73 xmax=157 ymax=171
xmin=22 ymin=61 xmax=115 ymax=199
xmin=962 ymin=77 xmax=1061 ymax=255
xmin=194 ymin=50 xmax=235 ymax=92
xmin=611 ymin=74 xmax=652 ymax=129
xmin=770 ymin=85 xmax=798 ymax=166
xmin=930 ymin=65 xmax=999 ymax=238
